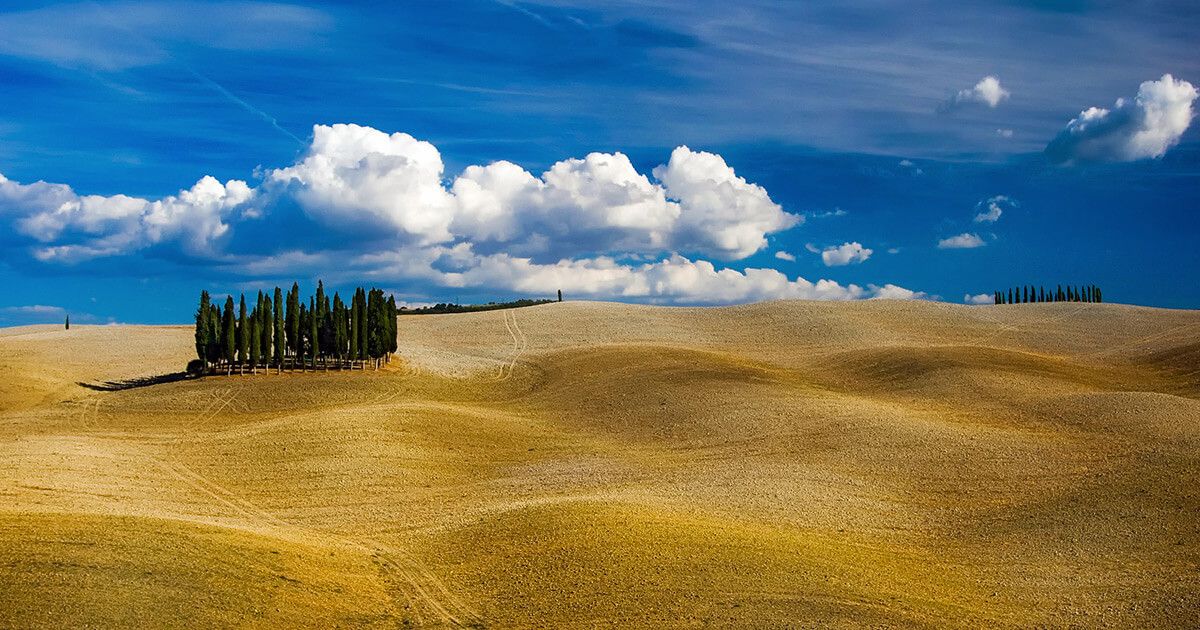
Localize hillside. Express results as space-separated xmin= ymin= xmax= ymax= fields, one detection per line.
xmin=1 ymin=300 xmax=1198 ymax=627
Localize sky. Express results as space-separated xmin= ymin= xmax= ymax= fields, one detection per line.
xmin=0 ymin=0 xmax=1197 ymax=325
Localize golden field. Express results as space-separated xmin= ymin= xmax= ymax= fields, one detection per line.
xmin=1 ymin=300 xmax=1198 ymax=628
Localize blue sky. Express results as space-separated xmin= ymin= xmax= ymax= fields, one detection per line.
xmin=0 ymin=0 xmax=1198 ymax=325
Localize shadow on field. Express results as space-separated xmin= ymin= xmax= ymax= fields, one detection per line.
xmin=78 ymin=372 xmax=194 ymax=391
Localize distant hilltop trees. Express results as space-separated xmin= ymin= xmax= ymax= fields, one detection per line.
xmin=994 ymin=284 xmax=1102 ymax=305
xmin=193 ymin=281 xmax=398 ymax=375
xmin=401 ymin=298 xmax=555 ymax=315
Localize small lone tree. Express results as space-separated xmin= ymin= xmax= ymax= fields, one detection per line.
xmin=557 ymin=289 xmax=562 ymax=302
xmin=65 ymin=315 xmax=70 ymax=330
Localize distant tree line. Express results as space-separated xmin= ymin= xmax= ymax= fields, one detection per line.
xmin=193 ymin=281 xmax=398 ymax=375
xmin=994 ymin=284 xmax=1102 ymax=305
xmin=401 ymin=298 xmax=556 ymax=315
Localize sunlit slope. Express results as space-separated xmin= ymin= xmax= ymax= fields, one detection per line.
xmin=1 ymin=300 xmax=1198 ymax=628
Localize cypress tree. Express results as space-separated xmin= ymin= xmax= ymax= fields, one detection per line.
xmin=273 ymin=287 xmax=285 ymax=371
xmin=237 ymin=294 xmax=249 ymax=374
xmin=333 ymin=293 xmax=347 ymax=368
xmin=387 ymin=294 xmax=398 ymax=361
xmin=367 ymin=288 xmax=384 ymax=369
xmin=249 ymin=316 xmax=260 ymax=374
xmin=257 ymin=291 xmax=268 ymax=363
xmin=316 ymin=280 xmax=326 ymax=323
xmin=286 ymin=282 xmax=299 ymax=360
xmin=309 ymin=296 xmax=320 ymax=367
xmin=1096 ymin=286 xmax=1103 ymax=303
xmin=349 ymin=295 xmax=359 ymax=368
xmin=196 ymin=290 xmax=211 ymax=366
xmin=208 ymin=304 xmax=221 ymax=366
xmin=1008 ymin=288 xmax=1013 ymax=304
xmin=65 ymin=315 xmax=69 ymax=330
xmin=357 ymin=288 xmax=368 ymax=363
xmin=222 ymin=296 xmax=236 ymax=375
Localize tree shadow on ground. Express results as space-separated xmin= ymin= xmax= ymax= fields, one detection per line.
xmin=77 ymin=372 xmax=194 ymax=392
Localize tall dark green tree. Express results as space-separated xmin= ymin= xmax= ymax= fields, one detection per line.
xmin=196 ymin=290 xmax=212 ymax=366
xmin=286 ymin=282 xmax=300 ymax=359
xmin=349 ymin=294 xmax=359 ymax=367
xmin=386 ymin=294 xmax=398 ymax=361
xmin=237 ymin=294 xmax=249 ymax=374
xmin=257 ymin=291 xmax=270 ymax=363
xmin=221 ymin=296 xmax=236 ymax=375
xmin=366 ymin=288 xmax=385 ymax=368
xmin=208 ymin=303 xmax=221 ymax=365
xmin=273 ymin=287 xmax=285 ymax=371
xmin=309 ymin=296 xmax=320 ymax=367
xmin=333 ymin=293 xmax=348 ymax=368
xmin=357 ymin=288 xmax=369 ymax=362
xmin=249 ymin=316 xmax=260 ymax=374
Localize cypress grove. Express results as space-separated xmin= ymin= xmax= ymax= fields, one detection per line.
xmin=992 ymin=284 xmax=1104 ymax=305
xmin=191 ymin=282 xmax=402 ymax=376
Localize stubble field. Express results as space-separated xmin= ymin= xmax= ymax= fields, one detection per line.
xmin=1 ymin=300 xmax=1198 ymax=627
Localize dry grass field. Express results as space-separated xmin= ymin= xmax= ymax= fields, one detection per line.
xmin=1 ymin=300 xmax=1198 ymax=628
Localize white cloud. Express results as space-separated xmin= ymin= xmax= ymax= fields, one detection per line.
xmin=266 ymin=125 xmax=798 ymax=261
xmin=872 ymin=284 xmax=928 ymax=300
xmin=820 ymin=242 xmax=873 ymax=266
xmin=268 ymin=124 xmax=457 ymax=243
xmin=1 ymin=172 xmax=253 ymax=262
xmin=1046 ymin=74 xmax=1197 ymax=164
xmin=898 ymin=159 xmax=923 ymax=176
xmin=378 ymin=248 xmax=918 ymax=304
xmin=886 ymin=247 xmax=900 ymax=255
xmin=809 ymin=208 xmax=847 ymax=219
xmin=950 ymin=75 xmax=1010 ymax=108
xmin=0 ymin=123 xmax=930 ymax=305
xmin=0 ymin=304 xmax=65 ymax=315
xmin=973 ymin=194 xmax=1013 ymax=223
xmin=774 ymin=251 xmax=796 ymax=261
xmin=653 ymin=146 xmax=802 ymax=259
xmin=964 ymin=293 xmax=995 ymax=304
xmin=996 ymin=128 xmax=1014 ymax=138
xmin=937 ymin=233 xmax=985 ymax=249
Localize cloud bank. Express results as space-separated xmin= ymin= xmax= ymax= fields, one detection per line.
xmin=0 ymin=124 xmax=922 ymax=304
xmin=1045 ymin=74 xmax=1197 ymax=164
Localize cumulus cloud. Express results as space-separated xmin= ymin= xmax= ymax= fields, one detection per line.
xmin=820 ymin=242 xmax=872 ymax=266
xmin=774 ymin=251 xmax=796 ymax=261
xmin=964 ymin=293 xmax=994 ymax=305
xmin=266 ymin=125 xmax=799 ymax=261
xmin=937 ymin=233 xmax=985 ymax=249
xmin=996 ymin=128 xmax=1014 ymax=138
xmin=0 ymin=172 xmax=253 ymax=262
xmin=973 ymin=194 xmax=1014 ymax=223
xmin=1045 ymin=74 xmax=1197 ymax=164
xmin=947 ymin=76 xmax=1010 ymax=109
xmin=367 ymin=248 xmax=903 ymax=304
xmin=872 ymin=284 xmax=928 ymax=300
xmin=0 ymin=123 xmax=927 ymax=305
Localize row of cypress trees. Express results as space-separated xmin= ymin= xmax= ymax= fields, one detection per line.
xmin=994 ymin=284 xmax=1102 ymax=305
xmin=193 ymin=281 xmax=398 ymax=375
